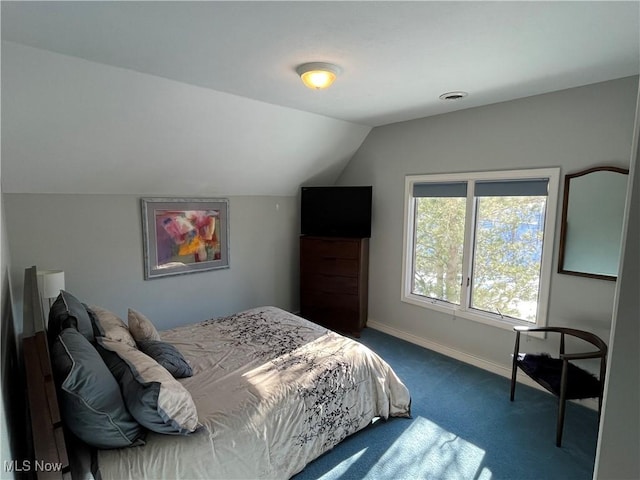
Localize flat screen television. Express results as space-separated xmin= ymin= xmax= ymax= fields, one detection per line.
xmin=301 ymin=186 xmax=372 ymax=238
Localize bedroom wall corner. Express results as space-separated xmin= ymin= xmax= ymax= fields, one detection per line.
xmin=593 ymin=78 xmax=640 ymax=480
xmin=0 ymin=194 xmax=13 ymax=480
xmin=1 ymin=193 xmax=25 ymax=480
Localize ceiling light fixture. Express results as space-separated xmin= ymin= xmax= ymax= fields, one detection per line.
xmin=296 ymin=62 xmax=342 ymax=90
xmin=439 ymin=91 xmax=468 ymax=101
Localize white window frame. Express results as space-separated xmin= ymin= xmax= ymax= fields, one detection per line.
xmin=401 ymin=168 xmax=560 ymax=331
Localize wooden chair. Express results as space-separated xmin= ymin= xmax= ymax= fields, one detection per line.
xmin=510 ymin=326 xmax=607 ymax=447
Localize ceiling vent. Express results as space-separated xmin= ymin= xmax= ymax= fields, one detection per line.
xmin=439 ymin=91 xmax=468 ymax=101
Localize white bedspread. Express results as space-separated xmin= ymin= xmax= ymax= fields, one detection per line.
xmin=98 ymin=306 xmax=411 ymax=479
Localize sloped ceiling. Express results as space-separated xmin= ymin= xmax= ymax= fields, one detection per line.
xmin=1 ymin=1 xmax=638 ymax=196
xmin=1 ymin=42 xmax=370 ymax=195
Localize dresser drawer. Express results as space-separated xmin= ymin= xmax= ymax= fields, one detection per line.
xmin=300 ymin=305 xmax=365 ymax=334
xmin=301 ymin=290 xmax=359 ymax=310
xmin=301 ymin=305 xmax=359 ymax=324
xmin=300 ymin=237 xmax=361 ymax=259
xmin=301 ymin=257 xmax=360 ymax=276
xmin=301 ymin=273 xmax=359 ymax=295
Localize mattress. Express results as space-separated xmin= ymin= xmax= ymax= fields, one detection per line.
xmin=97 ymin=306 xmax=411 ymax=479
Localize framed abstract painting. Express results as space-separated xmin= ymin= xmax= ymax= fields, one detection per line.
xmin=141 ymin=198 xmax=229 ymax=279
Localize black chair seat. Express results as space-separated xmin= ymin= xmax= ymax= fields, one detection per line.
xmin=517 ymin=353 xmax=601 ymax=399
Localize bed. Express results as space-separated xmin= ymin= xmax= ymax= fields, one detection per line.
xmin=22 ymin=266 xmax=411 ymax=479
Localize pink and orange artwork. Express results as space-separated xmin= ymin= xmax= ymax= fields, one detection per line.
xmin=155 ymin=209 xmax=221 ymax=265
xmin=141 ymin=198 xmax=229 ymax=279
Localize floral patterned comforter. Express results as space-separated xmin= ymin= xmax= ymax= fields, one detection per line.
xmin=98 ymin=307 xmax=411 ymax=479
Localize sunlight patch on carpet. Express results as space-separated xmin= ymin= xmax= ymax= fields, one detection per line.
xmin=364 ymin=416 xmax=490 ymax=479
xmin=316 ymin=448 xmax=368 ymax=479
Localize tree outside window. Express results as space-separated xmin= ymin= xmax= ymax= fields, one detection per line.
xmin=402 ymin=169 xmax=559 ymax=329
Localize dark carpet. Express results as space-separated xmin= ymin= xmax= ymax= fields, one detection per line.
xmin=293 ymin=328 xmax=599 ymax=480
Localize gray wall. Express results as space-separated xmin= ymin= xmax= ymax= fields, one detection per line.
xmin=594 ymin=85 xmax=640 ymax=479
xmin=5 ymin=194 xmax=299 ymax=330
xmin=1 ymin=195 xmax=17 ymax=480
xmin=337 ymin=76 xmax=638 ymax=372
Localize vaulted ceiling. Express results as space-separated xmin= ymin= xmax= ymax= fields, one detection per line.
xmin=2 ymin=2 xmax=638 ymax=195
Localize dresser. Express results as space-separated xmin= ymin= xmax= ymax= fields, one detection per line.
xmin=300 ymin=236 xmax=369 ymax=337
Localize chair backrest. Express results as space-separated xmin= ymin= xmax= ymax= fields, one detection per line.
xmin=513 ymin=325 xmax=608 ymax=384
xmin=559 ymin=327 xmax=607 ymax=352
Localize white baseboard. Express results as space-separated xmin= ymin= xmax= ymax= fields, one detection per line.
xmin=366 ymin=319 xmax=598 ymax=411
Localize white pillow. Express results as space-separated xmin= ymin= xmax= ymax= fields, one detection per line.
xmin=128 ymin=308 xmax=161 ymax=343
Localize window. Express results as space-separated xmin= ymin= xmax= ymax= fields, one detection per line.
xmin=402 ymin=168 xmax=560 ymax=329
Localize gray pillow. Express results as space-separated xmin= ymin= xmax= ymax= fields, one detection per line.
xmin=137 ymin=340 xmax=193 ymax=379
xmin=51 ymin=328 xmax=145 ymax=449
xmin=48 ymin=290 xmax=95 ymax=344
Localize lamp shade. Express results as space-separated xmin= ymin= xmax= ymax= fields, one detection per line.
xmin=296 ymin=62 xmax=341 ymax=90
xmin=37 ymin=270 xmax=65 ymax=299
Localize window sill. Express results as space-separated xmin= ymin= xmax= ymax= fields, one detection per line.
xmin=402 ymin=293 xmax=546 ymax=336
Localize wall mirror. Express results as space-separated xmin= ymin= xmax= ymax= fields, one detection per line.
xmin=558 ymin=166 xmax=629 ymax=280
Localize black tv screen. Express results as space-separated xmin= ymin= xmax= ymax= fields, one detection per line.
xmin=301 ymin=186 xmax=372 ymax=238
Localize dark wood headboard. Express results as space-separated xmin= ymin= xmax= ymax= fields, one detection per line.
xmin=22 ymin=266 xmax=71 ymax=479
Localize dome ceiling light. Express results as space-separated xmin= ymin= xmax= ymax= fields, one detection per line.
xmin=296 ymin=62 xmax=342 ymax=90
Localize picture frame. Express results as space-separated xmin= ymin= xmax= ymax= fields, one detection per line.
xmin=141 ymin=197 xmax=229 ymax=279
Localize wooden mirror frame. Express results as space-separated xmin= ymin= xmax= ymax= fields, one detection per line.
xmin=558 ymin=166 xmax=629 ymax=281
